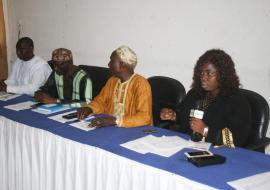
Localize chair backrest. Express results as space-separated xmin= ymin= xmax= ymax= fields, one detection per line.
xmin=240 ymin=89 xmax=270 ymax=150
xmin=79 ymin=65 xmax=111 ymax=98
xmin=148 ymin=76 xmax=186 ymax=126
xmin=47 ymin=60 xmax=54 ymax=70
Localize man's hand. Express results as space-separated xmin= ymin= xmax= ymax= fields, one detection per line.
xmin=77 ymin=107 xmax=93 ymax=120
xmin=160 ymin=108 xmax=176 ymax=121
xmin=0 ymin=81 xmax=7 ymax=92
xmin=88 ymin=117 xmax=116 ymax=128
xmin=34 ymin=91 xmax=57 ymax=104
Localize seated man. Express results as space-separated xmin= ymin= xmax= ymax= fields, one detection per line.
xmin=34 ymin=48 xmax=92 ymax=106
xmin=77 ymin=46 xmax=153 ymax=128
xmin=0 ymin=37 xmax=52 ymax=95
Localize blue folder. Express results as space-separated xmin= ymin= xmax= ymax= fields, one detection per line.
xmin=37 ymin=104 xmax=65 ymax=112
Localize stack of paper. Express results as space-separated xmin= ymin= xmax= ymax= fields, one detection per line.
xmin=48 ymin=111 xmax=78 ymax=123
xmin=32 ymin=104 xmax=70 ymax=114
xmin=0 ymin=92 xmax=20 ymax=101
xmin=121 ymin=135 xmax=195 ymax=157
xmin=188 ymin=140 xmax=211 ymax=150
xmin=228 ymin=171 xmax=270 ymax=190
xmin=4 ymin=101 xmax=35 ymax=111
xmin=69 ymin=116 xmax=95 ymax=131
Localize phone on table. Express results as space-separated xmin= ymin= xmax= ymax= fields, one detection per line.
xmin=62 ymin=112 xmax=77 ymax=119
xmin=31 ymin=102 xmax=45 ymax=109
xmin=143 ymin=129 xmax=157 ymax=134
xmin=186 ymin=154 xmax=226 ymax=167
xmin=184 ymin=150 xmax=213 ymax=158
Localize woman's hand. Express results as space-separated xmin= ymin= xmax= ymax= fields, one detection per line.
xmin=160 ymin=108 xmax=176 ymax=121
xmin=190 ymin=118 xmax=206 ymax=135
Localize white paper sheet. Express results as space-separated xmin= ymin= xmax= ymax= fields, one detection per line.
xmin=121 ymin=135 xmax=195 ymax=157
xmin=48 ymin=111 xmax=78 ymax=123
xmin=0 ymin=92 xmax=21 ymax=101
xmin=121 ymin=135 xmax=158 ymax=154
xmin=69 ymin=116 xmax=96 ymax=131
xmin=227 ymin=171 xmax=270 ymax=190
xmin=4 ymin=101 xmax=35 ymax=111
xmin=188 ymin=140 xmax=212 ymax=150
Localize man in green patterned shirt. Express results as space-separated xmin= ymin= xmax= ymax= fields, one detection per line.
xmin=34 ymin=48 xmax=92 ymax=107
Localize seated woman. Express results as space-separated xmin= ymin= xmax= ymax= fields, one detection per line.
xmin=160 ymin=49 xmax=251 ymax=147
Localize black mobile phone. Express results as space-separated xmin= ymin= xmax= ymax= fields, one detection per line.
xmin=187 ymin=154 xmax=226 ymax=167
xmin=143 ymin=129 xmax=157 ymax=134
xmin=62 ymin=112 xmax=77 ymax=119
xmin=31 ymin=102 xmax=45 ymax=109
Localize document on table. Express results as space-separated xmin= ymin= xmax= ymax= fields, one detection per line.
xmin=0 ymin=92 xmax=20 ymax=101
xmin=188 ymin=140 xmax=212 ymax=150
xmin=32 ymin=104 xmax=71 ymax=115
xmin=69 ymin=116 xmax=96 ymax=131
xmin=227 ymin=171 xmax=270 ymax=190
xmin=48 ymin=111 xmax=78 ymax=123
xmin=4 ymin=101 xmax=35 ymax=111
xmin=121 ymin=135 xmax=195 ymax=157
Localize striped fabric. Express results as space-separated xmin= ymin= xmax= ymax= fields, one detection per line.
xmin=55 ymin=73 xmax=64 ymax=99
xmin=55 ymin=70 xmax=92 ymax=106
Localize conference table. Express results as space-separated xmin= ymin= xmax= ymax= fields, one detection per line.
xmin=1 ymin=95 xmax=270 ymax=190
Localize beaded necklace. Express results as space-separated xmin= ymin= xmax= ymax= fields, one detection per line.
xmin=202 ymin=93 xmax=216 ymax=110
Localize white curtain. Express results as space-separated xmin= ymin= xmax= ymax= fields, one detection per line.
xmin=0 ymin=116 xmax=214 ymax=190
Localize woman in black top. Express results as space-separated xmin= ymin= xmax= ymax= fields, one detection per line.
xmin=160 ymin=49 xmax=251 ymax=147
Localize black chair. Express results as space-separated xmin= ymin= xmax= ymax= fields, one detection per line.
xmin=78 ymin=65 xmax=111 ymax=98
xmin=48 ymin=60 xmax=54 ymax=70
xmin=240 ymin=89 xmax=270 ymax=153
xmin=148 ymin=76 xmax=186 ymax=127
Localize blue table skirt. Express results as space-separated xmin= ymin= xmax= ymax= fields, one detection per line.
xmin=1 ymin=95 xmax=270 ymax=190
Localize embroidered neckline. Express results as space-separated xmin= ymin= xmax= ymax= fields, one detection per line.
xmin=116 ymin=73 xmax=137 ymax=85
xmin=113 ymin=73 xmax=137 ymax=123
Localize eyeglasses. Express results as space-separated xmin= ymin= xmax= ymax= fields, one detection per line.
xmin=200 ymin=71 xmax=217 ymax=78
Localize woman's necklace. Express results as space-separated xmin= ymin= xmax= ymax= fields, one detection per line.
xmin=202 ymin=93 xmax=216 ymax=110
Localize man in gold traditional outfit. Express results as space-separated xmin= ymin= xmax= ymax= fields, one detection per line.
xmin=77 ymin=46 xmax=153 ymax=128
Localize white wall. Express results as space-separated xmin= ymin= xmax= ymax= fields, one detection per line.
xmin=4 ymin=0 xmax=270 ymax=152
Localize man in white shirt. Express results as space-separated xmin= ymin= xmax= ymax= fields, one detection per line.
xmin=0 ymin=37 xmax=52 ymax=96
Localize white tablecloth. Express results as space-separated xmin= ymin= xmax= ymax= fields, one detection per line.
xmin=0 ymin=116 xmax=214 ymax=190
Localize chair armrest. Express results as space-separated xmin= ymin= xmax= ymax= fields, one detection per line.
xmin=245 ymin=137 xmax=270 ymax=153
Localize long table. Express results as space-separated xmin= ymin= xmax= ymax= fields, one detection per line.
xmin=1 ymin=95 xmax=270 ymax=190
